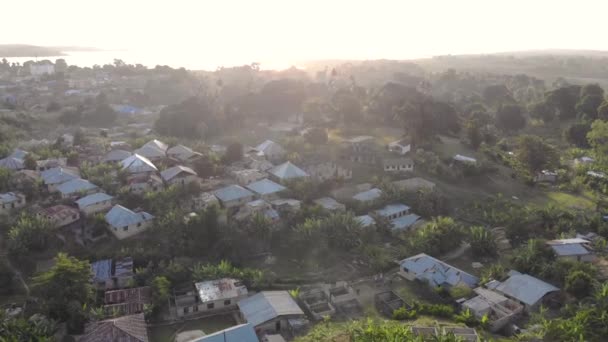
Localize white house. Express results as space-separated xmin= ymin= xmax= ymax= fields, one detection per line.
xmin=383 ymin=157 xmax=414 ymax=173
xmin=75 ymin=192 xmax=114 ymax=216
xmin=214 ymin=185 xmax=255 ymax=209
xmin=37 ymin=205 xmax=80 ymax=228
xmin=238 ymin=291 xmax=307 ymax=336
xmin=161 ymin=165 xmax=198 ymax=186
xmin=388 ymin=139 xmax=411 ymax=155
xmin=175 ymin=278 xmax=248 ymax=318
xmin=0 ymin=192 xmax=26 ymax=214
xmin=105 ymin=205 xmax=154 ymax=240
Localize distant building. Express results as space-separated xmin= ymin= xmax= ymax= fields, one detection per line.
xmin=29 ymin=62 xmax=55 ymax=76
xmin=167 ymin=144 xmax=203 ymax=163
xmin=91 ymin=257 xmax=135 ymax=290
xmin=103 ymin=149 xmax=133 ymax=163
xmin=190 ymin=323 xmax=258 ymax=342
xmin=214 ymin=185 xmax=255 ymax=209
xmin=452 ymin=154 xmax=477 ymax=165
xmin=133 ymin=139 xmax=167 ymax=161
xmin=383 ymin=157 xmax=414 ymax=173
xmin=461 ymin=287 xmax=523 ymax=332
xmin=37 ymin=205 xmax=80 ymax=228
xmin=105 ymin=205 xmax=154 ymax=240
xmin=36 ymin=158 xmax=67 ymax=172
xmin=126 ymin=174 xmax=163 ymax=194
xmin=121 ymin=154 xmax=158 ymax=175
xmin=253 ymin=140 xmax=287 ymax=162
xmin=191 ymin=192 xmax=220 ymax=211
xmin=341 ymin=136 xmax=379 ymax=165
xmin=75 ymin=192 xmax=114 ymax=216
xmin=387 ymin=139 xmax=411 ymax=155
xmin=546 ymin=238 xmax=596 ymax=262
xmin=488 ymin=271 xmax=559 ymax=311
xmin=534 ymin=170 xmax=558 ymax=184
xmin=174 ymin=278 xmax=248 ymax=318
xmin=56 ymin=178 xmax=99 ymax=198
xmin=238 ymin=291 xmax=308 ymax=336
xmin=232 ymin=169 xmax=267 ymax=186
xmin=399 ymin=253 xmax=479 ymax=289
xmin=0 ymin=157 xmax=25 ymax=171
xmin=104 ymin=286 xmax=151 ymax=316
xmin=303 ymin=160 xmax=352 ymax=182
xmin=352 ymin=188 xmax=383 ymax=203
xmin=314 ymin=197 xmax=346 ymax=212
xmin=246 ymin=178 xmax=287 ymax=201
xmin=270 ymin=198 xmax=302 ymax=214
xmin=40 ymin=167 xmax=80 ymax=191
xmin=268 ymin=161 xmax=309 ymax=183
xmin=161 ymin=165 xmax=198 ymax=186
xmin=0 ymin=192 xmax=26 ymax=214
xmin=355 ymin=215 xmax=375 ymax=228
xmin=80 ymin=313 xmax=148 ymax=342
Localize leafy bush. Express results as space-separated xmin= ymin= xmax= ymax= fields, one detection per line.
xmin=392 ymin=306 xmax=417 ymax=320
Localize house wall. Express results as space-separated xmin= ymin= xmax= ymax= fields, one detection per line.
xmin=222 ymin=195 xmax=255 ymax=209
xmin=80 ymin=200 xmax=113 ymax=216
xmin=129 ymin=181 xmax=162 ymax=194
xmin=0 ymin=197 xmax=26 ymax=214
xmin=384 ymin=163 xmax=414 ymax=173
xmin=167 ymin=175 xmax=198 ymax=187
xmin=61 ymin=187 xmax=98 ymax=199
xmin=108 ymin=220 xmax=153 ymax=240
xmin=557 ymin=254 xmax=596 ymax=263
xmin=398 ymin=267 xmax=417 ymax=281
xmin=46 ymin=212 xmax=80 ymax=228
xmin=389 ymin=144 xmax=411 ymax=155
xmin=253 ymin=316 xmax=296 ymax=336
xmin=176 ymin=295 xmax=243 ymax=317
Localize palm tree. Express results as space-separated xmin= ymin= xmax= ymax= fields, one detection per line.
xmin=468 ymin=226 xmax=496 ymax=257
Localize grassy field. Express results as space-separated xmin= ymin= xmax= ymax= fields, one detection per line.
xmin=148 ymin=314 xmax=236 ymax=342
xmin=544 ymin=191 xmax=596 ymax=210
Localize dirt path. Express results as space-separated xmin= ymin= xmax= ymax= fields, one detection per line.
xmin=440 ymin=242 xmax=470 ymax=262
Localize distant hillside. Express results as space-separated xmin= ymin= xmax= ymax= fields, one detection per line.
xmin=0 ymin=44 xmax=64 ymax=57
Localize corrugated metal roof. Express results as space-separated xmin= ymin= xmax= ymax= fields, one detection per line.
xmin=269 ymin=162 xmax=308 ymax=180
xmin=103 ymin=149 xmax=132 ymax=162
xmin=495 ymin=273 xmax=559 ymax=306
xmin=0 ymin=157 xmax=24 ymax=170
xmin=56 ymin=178 xmax=98 ymax=195
xmin=160 ymin=165 xmax=197 ymax=181
xmin=352 ymin=188 xmax=382 ymax=202
xmin=133 ymin=144 xmax=165 ymax=159
xmin=375 ymin=203 xmax=410 ymax=217
xmin=0 ymin=192 xmax=21 ymax=203
xmin=400 ymin=253 xmax=479 ymax=288
xmin=121 ymin=154 xmax=158 ymax=174
xmin=41 ymin=167 xmax=79 ymax=185
xmin=314 ymin=197 xmax=345 ymax=211
xmin=214 ymin=185 xmax=254 ymax=202
xmin=105 ymin=205 xmax=154 ymax=228
xmin=256 ymin=140 xmax=285 ymax=156
xmin=91 ymin=259 xmax=112 ymax=282
xmin=9 ymin=149 xmax=28 ymax=160
xmin=194 ymin=323 xmax=257 ymax=342
xmin=453 ymin=154 xmax=477 ymax=163
xmin=550 ymin=244 xmax=590 ymax=256
xmin=194 ymin=278 xmax=248 ymax=303
xmin=246 ymin=178 xmax=286 ymax=195
xmin=75 ymin=192 xmax=113 ymax=208
xmin=391 ymin=214 xmax=421 ymax=231
xmin=238 ymin=291 xmax=304 ymax=327
xmin=355 ymin=215 xmax=375 ymax=227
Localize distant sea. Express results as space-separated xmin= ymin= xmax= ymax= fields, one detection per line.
xmin=3 ymin=49 xmax=294 ymax=71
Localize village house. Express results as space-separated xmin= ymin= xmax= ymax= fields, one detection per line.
xmin=375 ymin=203 xmax=410 ymax=220
xmin=238 ymin=291 xmax=308 ymax=337
xmin=355 ymin=215 xmax=375 ymax=228
xmin=331 ymin=183 xmax=373 ymax=201
xmin=91 ymin=257 xmax=136 ymax=290
xmin=103 ymin=286 xmax=151 ymax=317
xmin=546 ymin=238 xmax=596 ymax=262
xmin=383 ymin=157 xmax=414 ymax=173
xmin=314 ymin=197 xmax=346 ymax=212
xmin=300 ymin=288 xmax=336 ymax=320
xmin=0 ymin=192 xmax=26 ymax=214
xmin=214 ymin=184 xmax=256 ymax=209
xmin=302 ymin=160 xmax=352 ymax=182
xmin=268 ymin=161 xmax=309 ymax=183
xmin=56 ymin=178 xmax=99 ymax=198
xmin=534 ymin=170 xmax=558 ymax=184
xmin=9 ymin=148 xmax=28 ymax=160
xmin=391 ymin=214 xmax=422 ymax=231
xmin=235 ymin=199 xmax=280 ymax=222
xmin=166 ymin=144 xmax=203 ymax=163
xmin=233 ymin=169 xmax=268 ymax=186
xmin=246 ymin=178 xmax=287 ymax=201
xmin=80 ymin=313 xmax=149 ymax=342
xmin=29 ymin=62 xmax=55 ymax=76
xmin=341 ymin=136 xmax=379 ymax=165
xmin=461 ymin=287 xmax=524 ymax=332
xmin=191 ymin=191 xmax=220 ymax=211
xmin=487 ymin=271 xmax=559 ymax=312
xmin=271 ymin=198 xmax=302 ymax=214
xmin=36 ymin=158 xmax=67 ymax=172
xmin=374 ymin=290 xmax=407 ymax=318
xmin=352 ymin=188 xmax=383 ymax=203
xmin=0 ymin=156 xmax=24 ymax=170
xmin=37 ymin=204 xmax=80 ymax=228
xmin=253 ymin=140 xmax=287 ymax=162
xmin=41 ymin=167 xmax=80 ymax=191
xmin=174 ymin=278 xmax=248 ymax=318
xmin=105 ymin=205 xmax=154 ymax=240
xmin=387 ymin=138 xmax=412 ymax=155
xmin=248 ymin=157 xmax=275 ymax=172
xmin=392 ymin=177 xmax=436 ymax=193
xmin=133 ymin=139 xmax=167 ymax=161
xmin=161 ymin=165 xmax=198 ymax=186
xmin=399 ymin=253 xmax=479 ymax=289
xmin=574 ymin=156 xmax=595 ymax=166
xmin=121 ymin=154 xmax=158 ymax=176
xmin=192 ymin=324 xmax=258 ymax=342
xmin=452 ymin=154 xmax=477 ymax=165
xmin=126 ymin=174 xmax=164 ymax=194
xmin=102 ymin=149 xmax=133 ymax=164
xmin=75 ymin=192 xmax=114 ymax=216
xmin=326 ymin=281 xmax=360 ymax=313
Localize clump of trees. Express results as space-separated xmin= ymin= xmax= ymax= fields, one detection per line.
xmin=407 ymin=217 xmax=464 ymax=257
xmin=8 ymin=214 xmax=53 ymax=256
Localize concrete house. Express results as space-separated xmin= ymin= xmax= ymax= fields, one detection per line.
xmin=56 ymin=178 xmax=99 ymax=198
xmin=383 ymin=157 xmax=414 ymax=173
xmin=489 ymin=271 xmax=559 ymax=312
xmin=214 ymin=185 xmax=255 ymax=209
xmin=36 ymin=158 xmax=67 ymax=172
xmin=0 ymin=192 xmax=26 ymax=214
xmin=246 ymin=178 xmax=287 ymax=201
xmin=387 ymin=139 xmax=411 ymax=155
xmin=191 ymin=192 xmax=220 ymax=211
xmin=341 ymin=136 xmax=379 ymax=165
xmin=80 ymin=313 xmax=148 ymax=342
xmin=375 ymin=203 xmax=410 ymax=220
xmin=126 ymin=174 xmax=164 ymax=194
xmin=238 ymin=291 xmax=308 ymax=336
xmin=41 ymin=167 xmax=80 ymax=191
xmin=352 ymin=188 xmax=383 ymax=203
xmin=102 ymin=149 xmax=132 ymax=163
xmin=166 ymin=144 xmax=202 ymax=162
xmin=254 ymin=140 xmax=286 ymax=162
xmin=75 ymin=192 xmax=114 ymax=216
xmin=161 ymin=165 xmax=198 ymax=186
xmin=331 ymin=183 xmax=373 ymax=201
xmin=534 ymin=170 xmax=558 ymax=184
xmin=105 ymin=205 xmax=154 ymax=240
xmin=104 ymin=286 xmax=152 ymax=316
xmin=175 ymin=278 xmax=248 ymax=318
xmin=314 ymin=197 xmax=346 ymax=212
xmin=233 ymin=169 xmax=268 ymax=186
xmin=133 ymin=139 xmax=167 ymax=161
xmin=461 ymin=287 xmax=523 ymax=332
xmin=37 ymin=205 xmax=80 ymax=228
xmin=268 ymin=162 xmax=309 ymax=183
xmin=121 ymin=154 xmax=158 ymax=176
xmin=303 ymin=160 xmax=352 ymax=182
xmin=192 ymin=324 xmax=258 ymax=342
xmin=399 ymin=253 xmax=479 ymax=289
xmin=546 ymin=238 xmax=596 ymax=262
xmin=271 ymin=198 xmax=302 ymax=214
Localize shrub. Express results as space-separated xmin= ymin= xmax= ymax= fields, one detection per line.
xmin=392 ymin=306 xmax=417 ymax=320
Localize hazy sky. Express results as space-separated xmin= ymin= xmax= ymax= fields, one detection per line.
xmin=3 ymin=0 xmax=607 ymax=64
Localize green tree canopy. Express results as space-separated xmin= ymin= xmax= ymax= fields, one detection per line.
xmin=515 ymin=135 xmax=558 ymax=175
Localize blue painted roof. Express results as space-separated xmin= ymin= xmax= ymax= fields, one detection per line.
xmin=214 ymin=185 xmax=254 ymax=202
xmin=375 ymin=203 xmax=410 ymax=217
xmin=391 ymin=214 xmax=421 ymax=231
xmin=193 ymin=323 xmax=258 ymax=342
xmin=41 ymin=167 xmax=79 ymax=185
xmin=105 ymin=205 xmax=154 ymax=228
xmin=238 ymin=291 xmax=304 ymax=327
xmin=56 ymin=178 xmax=98 ymax=195
xmin=550 ymin=243 xmax=590 ymax=256
xmin=400 ymin=253 xmax=479 ymax=288
xmin=495 ymin=273 xmax=559 ymax=306
xmin=75 ymin=192 xmax=113 ymax=208
xmin=91 ymin=259 xmax=112 ymax=282
xmin=246 ymin=179 xmax=286 ymax=195
xmin=269 ymin=161 xmax=308 ymax=180
xmin=0 ymin=192 xmax=21 ymax=203
xmin=353 ymin=188 xmax=382 ymax=202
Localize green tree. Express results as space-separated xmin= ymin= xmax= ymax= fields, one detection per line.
xmin=576 ymin=94 xmax=604 ymax=120
xmin=468 ymin=226 xmax=497 ymax=257
xmin=223 ymin=142 xmax=243 ymax=164
xmin=304 ymin=127 xmax=328 ymax=145
xmin=8 ymin=214 xmax=53 ymax=255
xmin=546 ymin=85 xmax=581 ymax=120
xmin=598 ymin=100 xmax=608 ymax=120
xmin=565 ymin=270 xmax=595 ymax=298
xmin=409 ymin=217 xmax=464 ymax=256
xmin=150 ymin=276 xmax=171 ymax=315
xmin=33 ymin=253 xmax=93 ymax=333
xmin=529 ymin=101 xmax=555 ymax=123
xmin=496 ymin=104 xmax=526 ymax=132
xmin=515 ymin=135 xmax=558 ymax=175
xmin=587 ymin=120 xmax=608 ymax=157
xmin=464 ymin=117 xmax=483 ymax=150
xmin=396 ymin=98 xmax=437 ymax=145
xmin=564 ymin=122 xmax=591 ymax=148
xmin=23 ymin=154 xmax=37 ymax=170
